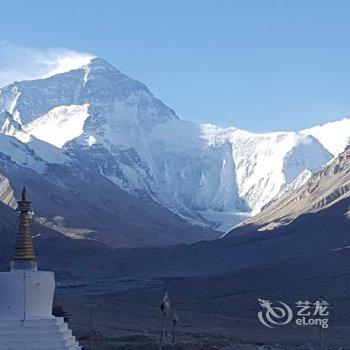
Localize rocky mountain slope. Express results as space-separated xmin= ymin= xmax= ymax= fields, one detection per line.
xmin=0 ymin=152 xmax=216 ymax=248
xmin=0 ymin=58 xmax=339 ymax=235
xmin=229 ymin=146 xmax=350 ymax=234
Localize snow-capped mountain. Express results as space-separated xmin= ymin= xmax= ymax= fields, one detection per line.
xmin=0 ymin=58 xmax=342 ymax=234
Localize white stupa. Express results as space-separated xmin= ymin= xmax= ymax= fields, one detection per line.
xmin=0 ymin=187 xmax=81 ymax=349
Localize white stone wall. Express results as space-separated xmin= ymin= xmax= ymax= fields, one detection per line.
xmin=0 ymin=270 xmax=55 ymax=320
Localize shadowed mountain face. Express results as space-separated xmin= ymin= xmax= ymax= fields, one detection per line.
xmin=0 ymin=155 xmax=217 ymax=251
xmin=0 ymin=129 xmax=349 ymax=278
xmin=19 ymin=192 xmax=347 ymax=283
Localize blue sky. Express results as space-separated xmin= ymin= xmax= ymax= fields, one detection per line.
xmin=1 ymin=0 xmax=350 ymax=131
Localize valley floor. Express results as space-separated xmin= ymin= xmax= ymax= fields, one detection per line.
xmin=56 ymin=250 xmax=350 ymax=349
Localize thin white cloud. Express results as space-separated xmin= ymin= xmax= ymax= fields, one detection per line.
xmin=0 ymin=42 xmax=95 ymax=87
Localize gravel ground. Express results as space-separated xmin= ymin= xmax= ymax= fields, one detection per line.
xmin=56 ymin=251 xmax=350 ymax=349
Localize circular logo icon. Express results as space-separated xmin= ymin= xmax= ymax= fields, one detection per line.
xmin=258 ymin=298 xmax=293 ymax=328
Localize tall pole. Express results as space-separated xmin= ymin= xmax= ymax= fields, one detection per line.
xmin=172 ymin=321 xmax=175 ymax=344
xmin=319 ymin=326 xmax=323 ymax=350
xmin=172 ymin=312 xmax=178 ymax=344
xmin=89 ymin=298 xmax=93 ymax=350
xmin=159 ymin=313 xmax=164 ymax=350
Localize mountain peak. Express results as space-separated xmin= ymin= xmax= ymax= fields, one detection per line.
xmin=84 ymin=57 xmax=119 ymax=73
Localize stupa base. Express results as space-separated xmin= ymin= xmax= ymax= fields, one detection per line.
xmin=0 ymin=317 xmax=81 ymax=349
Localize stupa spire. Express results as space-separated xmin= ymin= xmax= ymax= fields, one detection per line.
xmin=11 ymin=186 xmax=37 ymax=271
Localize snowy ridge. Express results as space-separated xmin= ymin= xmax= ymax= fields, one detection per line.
xmin=23 ymin=104 xmax=90 ymax=148
xmin=300 ymin=117 xmax=350 ymax=156
xmin=0 ymin=110 xmax=70 ymax=167
xmin=0 ymin=58 xmax=344 ymax=230
xmin=150 ymin=121 xmax=330 ymax=221
xmin=0 ymin=133 xmax=46 ymax=172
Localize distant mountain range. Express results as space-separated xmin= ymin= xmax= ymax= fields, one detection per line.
xmin=0 ymin=107 xmax=348 ymax=291
xmin=95 ymin=148 xmax=350 ymax=280
xmin=0 ymin=57 xmax=349 ymax=247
